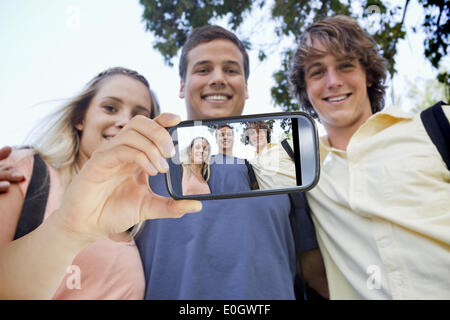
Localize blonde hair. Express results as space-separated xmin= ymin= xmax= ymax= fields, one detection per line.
xmin=24 ymin=67 xmax=159 ymax=238
xmin=182 ymin=137 xmax=211 ymax=182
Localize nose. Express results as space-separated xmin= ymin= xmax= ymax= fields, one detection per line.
xmin=325 ymin=67 xmax=343 ymax=89
xmin=116 ymin=110 xmax=133 ymax=129
xmin=209 ymin=68 xmax=226 ymax=89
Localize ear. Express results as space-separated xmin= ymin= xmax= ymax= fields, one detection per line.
xmin=245 ymin=82 xmax=249 ymax=99
xmin=74 ymin=121 xmax=84 ymax=131
xmin=179 ymin=80 xmax=185 ymax=99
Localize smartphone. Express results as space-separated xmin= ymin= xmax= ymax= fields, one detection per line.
xmin=165 ymin=112 xmax=320 ymax=200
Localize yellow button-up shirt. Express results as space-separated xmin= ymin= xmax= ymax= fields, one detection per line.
xmin=306 ymin=106 xmax=450 ymax=299
xmin=249 ymin=140 xmax=296 ymax=190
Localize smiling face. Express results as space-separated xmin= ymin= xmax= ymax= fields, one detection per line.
xmin=190 ymin=138 xmax=210 ymax=164
xmin=304 ymin=42 xmax=372 ymax=135
xmin=75 ymin=75 xmax=152 ymax=167
xmin=179 ymin=39 xmax=248 ymax=120
xmin=247 ymin=127 xmax=268 ymax=153
xmin=216 ymin=126 xmax=234 ymax=155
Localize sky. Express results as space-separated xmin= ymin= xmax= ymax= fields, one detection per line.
xmin=0 ymin=0 xmax=448 ymax=148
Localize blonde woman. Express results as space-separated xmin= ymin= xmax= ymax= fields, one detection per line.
xmin=0 ymin=67 xmax=201 ymax=299
xmin=181 ymin=137 xmax=211 ymax=195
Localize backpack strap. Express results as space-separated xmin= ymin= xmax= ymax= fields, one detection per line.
xmin=280 ymin=138 xmax=309 ymax=299
xmin=281 ymin=138 xmax=295 ymax=160
xmin=420 ymin=101 xmax=450 ymax=170
xmin=13 ymin=153 xmax=50 ymax=240
xmin=244 ymin=158 xmax=259 ymax=190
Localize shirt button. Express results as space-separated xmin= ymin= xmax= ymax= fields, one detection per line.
xmin=391 ymin=272 xmax=405 ymax=287
xmin=379 ymin=238 xmax=392 ymax=248
xmin=394 ymin=278 xmax=404 ymax=287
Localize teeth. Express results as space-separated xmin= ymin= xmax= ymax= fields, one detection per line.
xmin=327 ymin=95 xmax=348 ymax=102
xmin=205 ymin=95 xmax=228 ymax=101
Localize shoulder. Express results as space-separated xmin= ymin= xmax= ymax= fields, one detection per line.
xmin=0 ymin=148 xmax=34 ymax=170
xmin=7 ymin=149 xmax=36 ymax=181
xmin=5 ymin=150 xmax=56 ymax=198
xmin=0 ymin=149 xmax=35 ymax=244
xmin=419 ymin=103 xmax=450 ymax=121
xmin=268 ymin=142 xmax=282 ymax=150
xmin=442 ymin=104 xmax=450 ymax=120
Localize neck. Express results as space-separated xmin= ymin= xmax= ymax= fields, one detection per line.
xmin=76 ymin=152 xmax=88 ymax=170
xmin=323 ymin=114 xmax=371 ymax=151
xmin=256 ymin=144 xmax=267 ymax=154
xmin=190 ymin=164 xmax=203 ymax=174
xmin=325 ymin=127 xmax=355 ymax=151
xmin=220 ymin=149 xmax=233 ymax=157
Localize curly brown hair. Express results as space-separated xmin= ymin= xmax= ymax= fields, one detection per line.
xmin=244 ymin=121 xmax=272 ymax=144
xmin=288 ymin=15 xmax=387 ymax=119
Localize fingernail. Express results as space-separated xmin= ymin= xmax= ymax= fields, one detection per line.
xmin=159 ymin=157 xmax=169 ymax=171
xmin=164 ymin=113 xmax=179 ymax=120
xmin=148 ymin=162 xmax=158 ymax=175
xmin=11 ymin=172 xmax=24 ymax=178
xmin=0 ymin=181 xmax=10 ymax=188
xmin=163 ymin=142 xmax=175 ymax=158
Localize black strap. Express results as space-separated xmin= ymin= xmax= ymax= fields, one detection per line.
xmin=287 ymin=193 xmax=305 ymax=300
xmin=281 ymin=138 xmax=295 ymax=160
xmin=281 ymin=138 xmax=319 ymax=299
xmin=420 ymin=101 xmax=450 ymax=170
xmin=281 ymin=138 xmax=307 ymax=299
xmin=244 ymin=159 xmax=259 ymax=190
xmin=281 ymin=138 xmax=303 ymax=185
xmin=13 ymin=153 xmax=50 ymax=240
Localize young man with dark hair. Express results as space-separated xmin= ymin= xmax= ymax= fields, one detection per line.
xmin=136 ymin=25 xmax=328 ymax=299
xmin=289 ymin=15 xmax=450 ymax=299
xmin=215 ymin=124 xmax=236 ymax=158
xmin=210 ymin=123 xmax=259 ymax=192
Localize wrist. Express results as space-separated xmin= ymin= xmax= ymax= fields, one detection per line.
xmin=45 ymin=209 xmax=99 ymax=250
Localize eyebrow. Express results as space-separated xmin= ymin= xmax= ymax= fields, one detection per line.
xmin=305 ymin=62 xmax=323 ymax=74
xmin=101 ymin=96 xmax=150 ymax=114
xmin=305 ymin=57 xmax=356 ymax=73
xmin=192 ymin=60 xmax=242 ymax=69
xmin=102 ymin=96 xmax=122 ymax=103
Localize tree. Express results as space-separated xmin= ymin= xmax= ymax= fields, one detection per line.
xmin=398 ymin=72 xmax=449 ymax=113
xmin=139 ymin=0 xmax=449 ymax=111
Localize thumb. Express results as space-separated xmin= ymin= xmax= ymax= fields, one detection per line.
xmin=153 ymin=113 xmax=181 ymax=128
xmin=141 ymin=193 xmax=202 ymax=220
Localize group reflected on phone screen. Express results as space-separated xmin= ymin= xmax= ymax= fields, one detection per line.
xmin=177 ymin=119 xmax=298 ymax=196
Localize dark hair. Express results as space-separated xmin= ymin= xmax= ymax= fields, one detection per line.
xmin=288 ymin=15 xmax=387 ymax=119
xmin=178 ymin=25 xmax=250 ymax=82
xmin=244 ymin=121 xmax=271 ymax=144
xmin=216 ymin=124 xmax=234 ymax=136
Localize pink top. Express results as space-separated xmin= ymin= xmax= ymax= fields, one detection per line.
xmin=8 ymin=151 xmax=145 ymax=300
xmin=181 ymin=167 xmax=211 ymax=196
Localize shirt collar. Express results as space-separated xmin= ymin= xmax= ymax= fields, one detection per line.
xmin=254 ymin=142 xmax=278 ymax=156
xmin=318 ymin=107 xmax=414 ymax=158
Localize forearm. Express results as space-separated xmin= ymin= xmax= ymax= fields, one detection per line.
xmin=0 ymin=211 xmax=94 ymax=299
